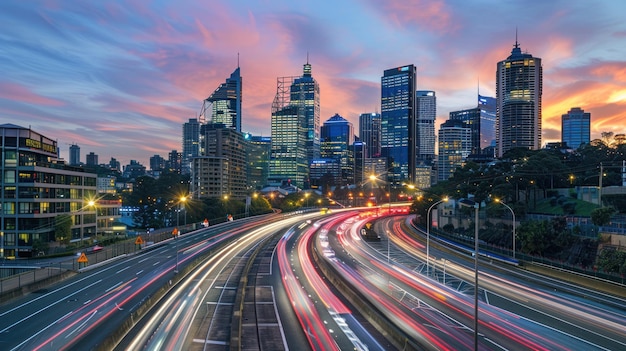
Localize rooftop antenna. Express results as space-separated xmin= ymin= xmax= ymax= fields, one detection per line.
xmin=306 ymin=51 xmax=309 ymax=64
xmin=237 ymin=52 xmax=240 ymax=68
xmin=514 ymin=27 xmax=519 ymax=49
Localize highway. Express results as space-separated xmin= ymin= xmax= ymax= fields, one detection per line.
xmin=315 ymin=207 xmax=626 ymax=350
xmin=1 ymin=208 xmax=625 ymax=350
xmin=0 ymin=214 xmax=285 ymax=350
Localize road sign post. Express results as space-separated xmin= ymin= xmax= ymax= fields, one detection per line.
xmin=77 ymin=252 xmax=88 ymax=268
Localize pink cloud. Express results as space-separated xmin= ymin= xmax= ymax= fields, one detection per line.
xmin=371 ymin=0 xmax=455 ymax=33
xmin=0 ymin=82 xmax=65 ymax=107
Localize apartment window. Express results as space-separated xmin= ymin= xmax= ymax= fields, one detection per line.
xmin=3 ymin=202 xmax=15 ymax=215
xmin=4 ymin=170 xmax=15 ymax=183
xmin=4 ymin=150 xmax=17 ymax=167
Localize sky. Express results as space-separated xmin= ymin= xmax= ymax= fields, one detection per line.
xmin=1 ymin=0 xmax=625 ymax=168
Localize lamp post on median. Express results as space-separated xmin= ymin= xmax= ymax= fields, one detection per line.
xmin=426 ymin=197 xmax=448 ymax=276
xmin=494 ymin=198 xmax=516 ymax=259
xmin=88 ymin=200 xmax=97 ymax=242
xmin=459 ymin=198 xmax=480 ymax=350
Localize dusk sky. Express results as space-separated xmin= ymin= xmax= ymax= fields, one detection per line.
xmin=1 ymin=0 xmax=625 ymax=167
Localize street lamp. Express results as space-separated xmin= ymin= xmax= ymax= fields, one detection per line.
xmin=369 ymin=173 xmax=392 ymax=212
xmin=426 ymin=197 xmax=448 ymax=276
xmin=88 ymin=200 xmax=97 ymax=242
xmin=494 ymin=198 xmax=516 ymax=259
xmin=181 ymin=196 xmax=187 ymax=225
xmin=459 ymin=198 xmax=480 ymax=350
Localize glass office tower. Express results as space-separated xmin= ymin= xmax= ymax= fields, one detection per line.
xmin=562 ymin=107 xmax=590 ymax=149
xmin=269 ymin=62 xmax=319 ymax=189
xmin=416 ymin=90 xmax=436 ymax=164
xmin=203 ymin=67 xmax=242 ymax=132
xmin=381 ymin=65 xmax=417 ymax=184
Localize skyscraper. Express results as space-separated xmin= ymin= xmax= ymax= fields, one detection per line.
xmin=291 ymin=60 xmax=320 ymax=164
xmin=191 ymin=124 xmax=248 ymax=200
xmin=168 ymin=150 xmax=182 ymax=174
xmin=562 ymin=107 xmax=590 ymax=149
xmin=381 ymin=65 xmax=417 ymax=184
xmin=416 ymin=90 xmax=436 ymax=164
xmin=182 ymin=118 xmax=201 ymax=174
xmin=268 ymin=61 xmax=320 ymax=189
xmin=450 ymin=108 xmax=482 ymax=156
xmin=86 ymin=152 xmax=98 ymax=166
xmin=244 ymin=133 xmax=271 ymax=190
xmin=359 ymin=112 xmax=381 ymax=158
xmin=201 ymin=67 xmax=242 ymax=132
xmin=496 ymin=38 xmax=542 ymax=157
xmin=438 ymin=119 xmax=471 ymax=181
xmin=69 ymin=144 xmax=80 ymax=166
xmin=479 ymin=95 xmax=497 ymax=155
xmin=320 ymin=113 xmax=355 ymax=185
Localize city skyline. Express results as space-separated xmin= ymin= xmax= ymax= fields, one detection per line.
xmin=1 ymin=0 xmax=625 ymax=166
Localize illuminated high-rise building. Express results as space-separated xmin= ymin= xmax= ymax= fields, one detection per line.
xmin=438 ymin=119 xmax=471 ymax=180
xmin=381 ymin=65 xmax=417 ymax=184
xmin=268 ymin=61 xmax=320 ymax=189
xmin=244 ymin=133 xmax=271 ymax=190
xmin=359 ymin=112 xmax=381 ymax=158
xmin=320 ymin=113 xmax=355 ymax=185
xmin=191 ymin=124 xmax=248 ymax=200
xmin=496 ymin=37 xmax=542 ymax=157
xmin=182 ymin=118 xmax=201 ymax=174
xmin=562 ymin=107 xmax=590 ymax=149
xmin=416 ymin=90 xmax=436 ymax=164
xmin=201 ymin=67 xmax=242 ymax=132
xmin=292 ymin=60 xmax=321 ymax=164
xmin=449 ymin=95 xmax=497 ymax=158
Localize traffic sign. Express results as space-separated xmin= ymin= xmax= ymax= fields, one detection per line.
xmin=77 ymin=252 xmax=88 ymax=263
xmin=135 ymin=236 xmax=144 ymax=245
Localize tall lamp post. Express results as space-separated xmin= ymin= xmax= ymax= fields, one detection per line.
xmin=426 ymin=197 xmax=448 ymax=276
xmin=494 ymin=198 xmax=516 ymax=259
xmin=460 ymin=199 xmax=480 ymax=350
xmin=88 ymin=200 xmax=97 ymax=242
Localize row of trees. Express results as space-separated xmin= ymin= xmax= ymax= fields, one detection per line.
xmin=409 ymin=135 xmax=626 ymax=275
xmin=123 ymin=173 xmax=273 ymax=229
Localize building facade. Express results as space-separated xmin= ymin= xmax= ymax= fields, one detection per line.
xmin=562 ymin=107 xmax=591 ymax=149
xmin=69 ymin=144 xmax=80 ymax=166
xmin=416 ymin=90 xmax=437 ymax=164
xmin=496 ymin=39 xmax=542 ymax=157
xmin=291 ymin=61 xmax=320 ymax=165
xmin=244 ymin=134 xmax=271 ymax=190
xmin=450 ymin=107 xmax=482 ymax=156
xmin=381 ymin=65 xmax=417 ymax=184
xmin=0 ymin=124 xmax=97 ymax=258
xmin=201 ymin=67 xmax=242 ymax=132
xmin=86 ymin=152 xmax=98 ymax=166
xmin=320 ymin=113 xmax=354 ymax=186
xmin=359 ymin=112 xmax=382 ymax=159
xmin=191 ymin=125 xmax=248 ymax=200
xmin=182 ymin=118 xmax=201 ymax=174
xmin=438 ymin=119 xmax=471 ymax=181
xmin=478 ymin=94 xmax=497 ymax=154
xmin=269 ymin=61 xmax=319 ymax=189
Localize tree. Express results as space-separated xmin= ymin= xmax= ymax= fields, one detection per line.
xmin=590 ymin=207 xmax=616 ymax=227
xmin=54 ymin=214 xmax=72 ymax=244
